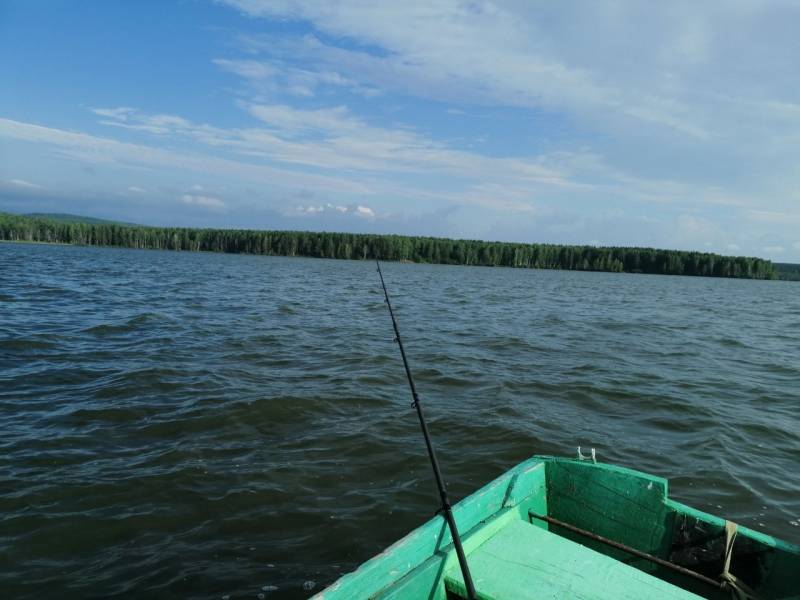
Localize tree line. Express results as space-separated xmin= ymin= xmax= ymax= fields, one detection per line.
xmin=774 ymin=263 xmax=800 ymax=281
xmin=0 ymin=212 xmax=778 ymax=279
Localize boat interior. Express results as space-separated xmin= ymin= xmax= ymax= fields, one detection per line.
xmin=315 ymin=456 xmax=800 ymax=599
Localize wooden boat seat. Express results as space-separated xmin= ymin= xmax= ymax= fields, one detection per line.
xmin=444 ymin=519 xmax=703 ymax=599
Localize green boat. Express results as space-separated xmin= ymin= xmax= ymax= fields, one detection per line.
xmin=313 ymin=455 xmax=800 ymax=599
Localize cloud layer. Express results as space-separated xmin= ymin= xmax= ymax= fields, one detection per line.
xmin=2 ymin=1 xmax=799 ymax=258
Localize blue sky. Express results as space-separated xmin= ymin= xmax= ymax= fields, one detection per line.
xmin=2 ymin=1 xmax=800 ymax=260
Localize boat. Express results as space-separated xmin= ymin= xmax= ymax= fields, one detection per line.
xmin=312 ymin=454 xmax=800 ymax=599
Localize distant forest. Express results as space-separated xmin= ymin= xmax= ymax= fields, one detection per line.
xmin=0 ymin=212 xmax=782 ymax=280
xmin=774 ymin=263 xmax=800 ymax=281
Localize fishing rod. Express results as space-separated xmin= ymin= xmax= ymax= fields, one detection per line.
xmin=376 ymin=260 xmax=477 ymax=600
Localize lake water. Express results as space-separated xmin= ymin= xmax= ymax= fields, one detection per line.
xmin=1 ymin=242 xmax=798 ymax=599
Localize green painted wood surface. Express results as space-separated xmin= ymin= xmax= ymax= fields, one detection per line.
xmin=312 ymin=459 xmax=546 ymax=599
xmin=444 ymin=519 xmax=702 ymax=599
xmin=374 ymin=509 xmax=520 ymax=600
xmin=545 ymin=458 xmax=673 ymax=571
xmin=313 ymin=456 xmax=800 ymax=599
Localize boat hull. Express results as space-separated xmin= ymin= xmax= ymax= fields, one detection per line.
xmin=313 ymin=456 xmax=800 ymax=599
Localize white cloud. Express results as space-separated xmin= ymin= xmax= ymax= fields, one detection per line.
xmin=80 ymin=105 xmax=570 ymax=212
xmin=2 ymin=1 xmax=798 ymax=256
xmin=290 ymin=202 xmax=376 ymax=218
xmin=6 ymin=178 xmax=43 ymax=189
xmin=181 ymin=193 xmax=226 ymax=209
xmin=91 ymin=107 xmax=137 ymax=120
xmin=674 ymin=214 xmax=719 ymax=248
xmin=213 ymin=57 xmax=380 ymax=98
xmin=127 ymin=186 xmax=146 ymax=193
xmin=81 ymin=100 xmax=799 ymax=221
xmin=354 ymin=205 xmax=375 ymax=218
xmin=762 ymin=245 xmax=785 ymax=254
xmin=221 ymin=2 xmax=719 ymax=136
xmin=20 ymin=99 xmax=778 ymax=221
xmin=0 ymin=117 xmax=370 ymax=195
xmin=219 ymin=1 xmax=800 ymax=218
xmin=245 ymin=103 xmax=364 ymax=136
xmin=91 ymin=107 xmax=192 ymax=135
xmin=747 ymin=209 xmax=800 ymax=225
xmin=212 ymin=58 xmax=277 ymax=80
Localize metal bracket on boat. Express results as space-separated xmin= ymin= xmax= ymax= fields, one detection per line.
xmin=577 ymin=446 xmax=596 ymax=463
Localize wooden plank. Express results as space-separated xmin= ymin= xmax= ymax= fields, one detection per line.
xmin=545 ymin=458 xmax=672 ymax=565
xmin=444 ymin=519 xmax=703 ymax=599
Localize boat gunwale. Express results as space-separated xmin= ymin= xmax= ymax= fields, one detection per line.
xmin=312 ymin=455 xmax=800 ymax=598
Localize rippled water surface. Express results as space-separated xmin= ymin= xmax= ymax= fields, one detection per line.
xmin=1 ymin=242 xmax=799 ymax=599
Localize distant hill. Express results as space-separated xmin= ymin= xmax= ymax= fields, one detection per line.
xmin=23 ymin=213 xmax=138 ymax=226
xmin=775 ymin=263 xmax=800 ymax=281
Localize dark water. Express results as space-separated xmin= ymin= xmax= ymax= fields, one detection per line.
xmin=1 ymin=242 xmax=798 ymax=599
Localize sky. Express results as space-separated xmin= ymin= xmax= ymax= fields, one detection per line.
xmin=1 ymin=1 xmax=799 ymax=261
